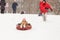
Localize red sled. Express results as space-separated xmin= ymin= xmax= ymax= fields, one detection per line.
xmin=16 ymin=23 xmax=32 ymax=31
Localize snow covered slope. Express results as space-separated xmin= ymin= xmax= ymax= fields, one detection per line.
xmin=0 ymin=14 xmax=60 ymax=40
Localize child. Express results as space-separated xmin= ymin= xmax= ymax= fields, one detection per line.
xmin=12 ymin=0 xmax=18 ymax=13
xmin=39 ymin=0 xmax=53 ymax=21
xmin=21 ymin=11 xmax=24 ymax=14
xmin=5 ymin=3 xmax=9 ymax=13
xmin=16 ymin=18 xmax=32 ymax=30
xmin=1 ymin=0 xmax=6 ymax=13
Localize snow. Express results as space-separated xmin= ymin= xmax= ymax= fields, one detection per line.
xmin=0 ymin=14 xmax=60 ymax=40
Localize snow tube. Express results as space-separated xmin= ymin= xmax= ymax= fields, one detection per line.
xmin=16 ymin=23 xmax=32 ymax=31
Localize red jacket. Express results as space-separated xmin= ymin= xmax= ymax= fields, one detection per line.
xmin=39 ymin=1 xmax=52 ymax=14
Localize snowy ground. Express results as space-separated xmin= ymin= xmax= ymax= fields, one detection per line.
xmin=0 ymin=14 xmax=60 ymax=40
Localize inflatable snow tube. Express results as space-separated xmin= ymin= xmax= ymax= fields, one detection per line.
xmin=16 ymin=23 xmax=32 ymax=31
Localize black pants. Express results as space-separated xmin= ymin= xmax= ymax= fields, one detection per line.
xmin=13 ymin=9 xmax=16 ymax=13
xmin=1 ymin=9 xmax=5 ymax=13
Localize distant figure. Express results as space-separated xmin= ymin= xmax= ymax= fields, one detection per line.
xmin=21 ymin=11 xmax=24 ymax=14
xmin=0 ymin=0 xmax=1 ymax=12
xmin=1 ymin=0 xmax=6 ymax=13
xmin=39 ymin=0 xmax=53 ymax=21
xmin=12 ymin=0 xmax=18 ymax=13
xmin=0 ymin=0 xmax=1 ymax=6
xmin=5 ymin=3 xmax=9 ymax=13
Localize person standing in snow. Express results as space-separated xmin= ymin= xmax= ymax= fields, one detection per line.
xmin=39 ymin=0 xmax=53 ymax=21
xmin=12 ymin=0 xmax=18 ymax=13
xmin=0 ymin=0 xmax=1 ymax=6
xmin=0 ymin=0 xmax=1 ymax=12
xmin=5 ymin=3 xmax=9 ymax=13
xmin=1 ymin=0 xmax=6 ymax=13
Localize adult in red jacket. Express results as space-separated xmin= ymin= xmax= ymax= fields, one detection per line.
xmin=39 ymin=0 xmax=53 ymax=21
